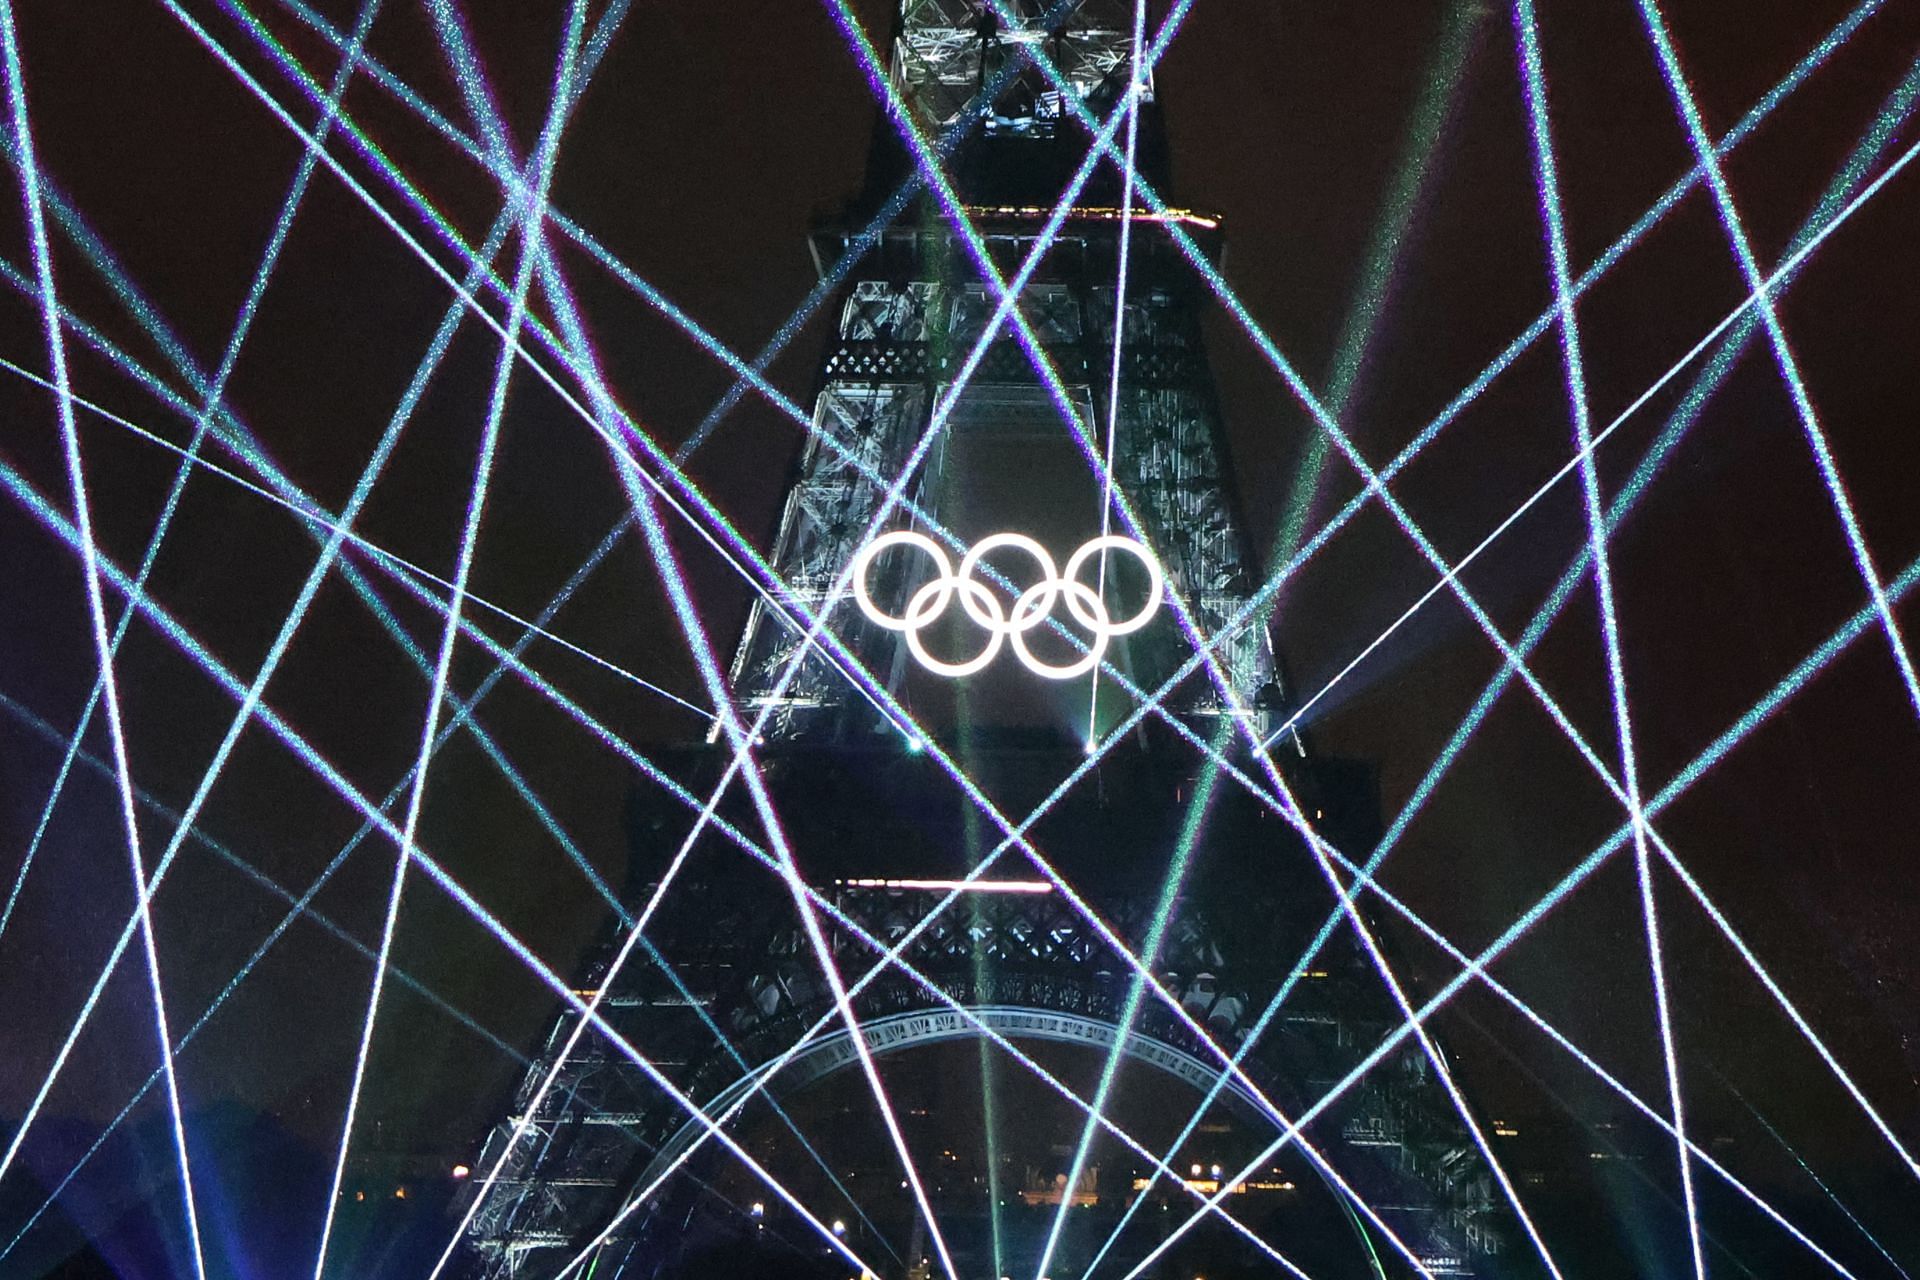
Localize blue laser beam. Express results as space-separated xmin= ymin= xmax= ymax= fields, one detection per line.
xmin=142 ymin=7 xmax=1920 ymax=1274
xmin=1723 ymin=1077 xmax=1912 ymax=1280
xmin=310 ymin=9 xmax=587 ymax=1275
xmin=1267 ymin=0 xmax=1483 ymax=580
xmin=0 ymin=681 xmax=530 ymax=1265
xmin=1133 ymin=58 xmax=1920 ymax=1268
xmin=1082 ymin=0 xmax=1152 ymax=758
xmin=408 ymin=8 xmax=956 ymax=1267
xmin=1636 ymin=0 xmax=1920 ymax=725
xmin=1116 ymin=539 xmax=1920 ymax=1279
xmin=0 ymin=1 xmax=627 ymax=1240
xmin=4 ymin=432 xmax=1882 ymax=1279
xmin=0 ymin=453 xmax=888 ymax=1280
xmin=1513 ymin=4 xmax=1693 ymax=1274
xmin=0 ymin=10 xmax=209 ymax=1275
xmin=1037 ymin=724 xmax=1226 ymax=1280
xmin=0 ymin=0 xmax=386 ymax=952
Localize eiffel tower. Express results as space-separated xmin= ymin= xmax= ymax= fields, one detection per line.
xmin=456 ymin=3 xmax=1508 ymax=1276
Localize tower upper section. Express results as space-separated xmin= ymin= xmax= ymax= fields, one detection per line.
xmin=721 ymin=0 xmax=1279 ymax=747
xmin=858 ymin=0 xmax=1173 ymax=211
xmin=893 ymin=0 xmax=1141 ymax=137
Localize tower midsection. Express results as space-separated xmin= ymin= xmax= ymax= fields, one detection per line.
xmin=728 ymin=218 xmax=1277 ymax=750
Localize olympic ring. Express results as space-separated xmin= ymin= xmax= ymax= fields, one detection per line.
xmin=849 ymin=531 xmax=1163 ymax=680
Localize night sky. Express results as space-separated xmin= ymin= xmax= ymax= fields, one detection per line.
xmin=0 ymin=0 xmax=1918 ymax=1275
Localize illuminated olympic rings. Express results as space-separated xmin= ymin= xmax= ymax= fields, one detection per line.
xmin=850 ymin=532 xmax=1164 ymax=679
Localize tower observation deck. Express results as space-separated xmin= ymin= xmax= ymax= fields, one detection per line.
xmin=456 ymin=4 xmax=1511 ymax=1276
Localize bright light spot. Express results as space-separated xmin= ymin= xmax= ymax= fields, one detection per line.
xmin=832 ymin=1219 xmax=847 ymax=1236
xmin=450 ymin=1164 xmax=470 ymax=1179
xmin=750 ymin=1201 xmax=765 ymax=1218
xmin=1210 ymin=1164 xmax=1221 ymax=1178
xmin=835 ymin=878 xmax=1051 ymax=894
xmin=1190 ymin=1163 xmax=1202 ymax=1176
xmin=906 ymin=736 xmax=925 ymax=753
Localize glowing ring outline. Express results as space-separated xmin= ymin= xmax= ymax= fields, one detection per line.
xmin=1010 ymin=578 xmax=1109 ymax=679
xmin=849 ymin=531 xmax=1164 ymax=680
xmin=904 ymin=574 xmax=1004 ymax=676
xmin=1062 ymin=535 xmax=1164 ymax=635
xmin=851 ymin=531 xmax=953 ymax=631
xmin=957 ymin=533 xmax=1059 ymax=634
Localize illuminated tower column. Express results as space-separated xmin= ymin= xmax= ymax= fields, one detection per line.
xmin=723 ymin=0 xmax=1280 ymax=744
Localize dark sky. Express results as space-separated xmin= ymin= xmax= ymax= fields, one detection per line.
xmin=0 ymin=0 xmax=1918 ymax=1274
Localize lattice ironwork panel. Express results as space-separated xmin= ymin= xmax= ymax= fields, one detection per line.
xmin=894 ymin=0 xmax=1142 ymax=136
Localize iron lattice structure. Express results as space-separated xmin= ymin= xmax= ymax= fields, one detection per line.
xmin=892 ymin=0 xmax=1140 ymax=137
xmin=723 ymin=248 xmax=1280 ymax=740
xmin=457 ymin=5 xmax=1513 ymax=1276
xmin=460 ymin=745 xmax=1510 ymax=1277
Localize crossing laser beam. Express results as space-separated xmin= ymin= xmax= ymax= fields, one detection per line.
xmin=0 ymin=0 xmax=388 ymax=951
xmin=0 ymin=10 xmax=209 ymax=1276
xmin=82 ymin=5 xmax=1920 ymax=1274
xmin=1637 ymin=0 xmax=1920 ymax=724
xmin=1152 ymin=60 xmax=1920 ymax=1260
xmin=1513 ymin=4 xmax=1693 ymax=1274
xmin=6 ymin=436 xmax=1890 ymax=1279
